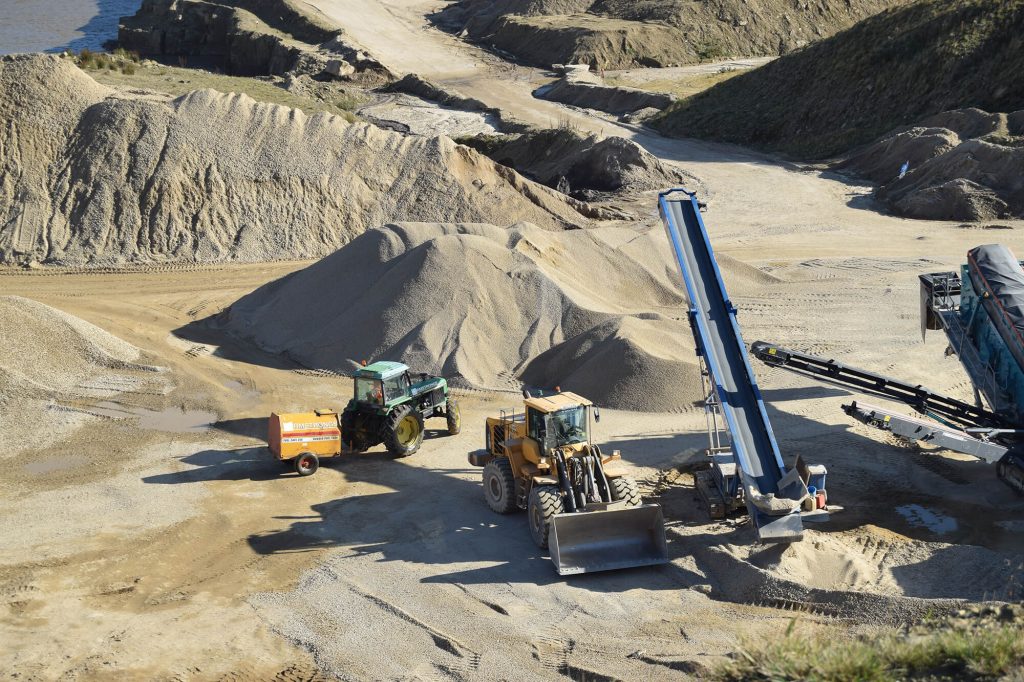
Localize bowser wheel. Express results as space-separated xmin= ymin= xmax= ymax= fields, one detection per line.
xmin=294 ymin=452 xmax=319 ymax=476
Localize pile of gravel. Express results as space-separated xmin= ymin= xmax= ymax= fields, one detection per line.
xmin=0 ymin=54 xmax=593 ymax=266
xmin=223 ymin=221 xmax=713 ymax=410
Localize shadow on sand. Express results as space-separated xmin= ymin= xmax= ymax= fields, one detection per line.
xmin=237 ymin=442 xmax=706 ymax=590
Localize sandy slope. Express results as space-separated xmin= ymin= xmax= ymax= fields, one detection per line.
xmin=223 ymin=221 xmax=709 ymax=409
xmin=0 ymin=54 xmax=593 ymax=266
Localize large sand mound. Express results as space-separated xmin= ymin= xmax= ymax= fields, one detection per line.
xmin=520 ymin=315 xmax=700 ymax=411
xmin=0 ymin=54 xmax=592 ymax=266
xmin=0 ymin=296 xmax=157 ymax=456
xmin=461 ymin=127 xmax=694 ymax=198
xmin=839 ymin=108 xmax=1024 ymax=220
xmin=223 ymin=222 xmax=715 ymax=410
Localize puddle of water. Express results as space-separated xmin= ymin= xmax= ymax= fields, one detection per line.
xmin=91 ymin=402 xmax=216 ymax=433
xmin=23 ymin=455 xmax=87 ymax=475
xmin=223 ymin=379 xmax=260 ymax=401
xmin=136 ymin=407 xmax=215 ymax=433
xmin=896 ymin=504 xmax=958 ymax=535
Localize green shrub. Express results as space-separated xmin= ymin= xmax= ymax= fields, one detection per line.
xmin=713 ymin=617 xmax=1024 ymax=682
xmin=695 ymin=40 xmax=725 ymax=63
xmin=77 ymin=48 xmax=95 ymax=68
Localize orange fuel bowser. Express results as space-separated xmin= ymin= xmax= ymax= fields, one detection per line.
xmin=267 ymin=409 xmax=342 ymax=476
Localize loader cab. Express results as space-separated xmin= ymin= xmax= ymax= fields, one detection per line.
xmin=523 ymin=392 xmax=593 ymax=457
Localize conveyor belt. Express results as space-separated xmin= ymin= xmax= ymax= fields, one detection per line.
xmin=659 ymin=190 xmax=802 ymax=542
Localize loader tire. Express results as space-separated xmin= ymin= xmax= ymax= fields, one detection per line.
xmin=528 ymin=485 xmax=563 ymax=549
xmin=609 ymin=476 xmax=642 ymax=507
xmin=445 ymin=398 xmax=461 ymax=435
xmin=294 ymin=452 xmax=319 ymax=477
xmin=483 ymin=458 xmax=517 ymax=514
xmin=383 ymin=404 xmax=424 ymax=458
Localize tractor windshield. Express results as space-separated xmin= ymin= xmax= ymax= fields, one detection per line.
xmin=355 ymin=377 xmax=383 ymax=405
xmin=549 ymin=406 xmax=588 ymax=446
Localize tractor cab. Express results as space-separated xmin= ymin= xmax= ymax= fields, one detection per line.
xmin=353 ymin=361 xmax=447 ymax=411
xmin=353 ymin=361 xmax=410 ymax=408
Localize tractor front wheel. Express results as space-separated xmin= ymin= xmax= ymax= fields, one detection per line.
xmin=528 ymin=485 xmax=564 ymax=549
xmin=294 ymin=452 xmax=319 ymax=476
xmin=383 ymin=404 xmax=424 ymax=458
xmin=446 ymin=398 xmax=461 ymax=435
xmin=483 ymin=458 xmax=517 ymax=514
xmin=609 ymin=476 xmax=642 ymax=507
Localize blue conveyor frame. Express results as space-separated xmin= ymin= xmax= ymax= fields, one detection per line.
xmin=659 ymin=189 xmax=802 ymax=541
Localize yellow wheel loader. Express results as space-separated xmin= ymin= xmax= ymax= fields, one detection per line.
xmin=468 ymin=390 xmax=668 ymax=575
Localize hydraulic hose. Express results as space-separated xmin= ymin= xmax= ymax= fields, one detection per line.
xmin=555 ymin=452 xmax=578 ymax=513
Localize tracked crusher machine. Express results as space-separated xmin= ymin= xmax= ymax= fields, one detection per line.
xmin=753 ymin=244 xmax=1024 ymax=494
xmin=469 ymin=390 xmax=668 ymax=575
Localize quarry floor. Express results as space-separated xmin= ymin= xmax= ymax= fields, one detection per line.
xmin=4 ymin=1 xmax=1024 ymax=680
xmin=3 ymin=217 xmax=1024 ymax=679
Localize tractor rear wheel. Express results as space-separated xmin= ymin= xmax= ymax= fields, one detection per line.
xmin=483 ymin=458 xmax=517 ymax=514
xmin=445 ymin=398 xmax=461 ymax=435
xmin=294 ymin=452 xmax=319 ymax=476
xmin=528 ymin=485 xmax=564 ymax=549
xmin=609 ymin=476 xmax=642 ymax=507
xmin=383 ymin=404 xmax=424 ymax=458
xmin=341 ymin=409 xmax=372 ymax=453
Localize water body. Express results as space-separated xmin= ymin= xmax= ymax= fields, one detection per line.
xmin=0 ymin=0 xmax=142 ymax=55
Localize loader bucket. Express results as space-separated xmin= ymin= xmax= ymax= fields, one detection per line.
xmin=549 ymin=504 xmax=668 ymax=576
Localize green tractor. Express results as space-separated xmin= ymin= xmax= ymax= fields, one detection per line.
xmin=341 ymin=361 xmax=461 ymax=457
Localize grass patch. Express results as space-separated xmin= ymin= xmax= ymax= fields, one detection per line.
xmin=76 ymin=47 xmax=140 ymax=73
xmin=713 ymin=614 xmax=1024 ymax=682
xmin=82 ymin=60 xmax=362 ymax=123
xmin=695 ymin=40 xmax=726 ymax=63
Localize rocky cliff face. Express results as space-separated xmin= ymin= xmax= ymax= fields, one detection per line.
xmin=0 ymin=55 xmax=592 ymax=266
xmin=119 ymin=0 xmax=390 ymax=81
xmin=435 ymin=0 xmax=906 ymax=69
